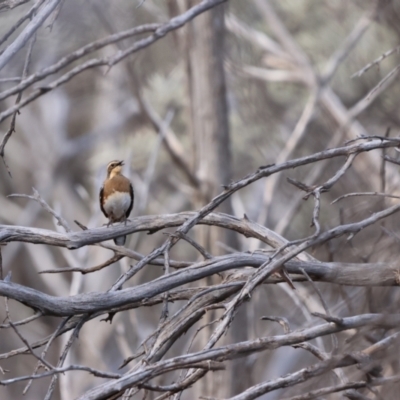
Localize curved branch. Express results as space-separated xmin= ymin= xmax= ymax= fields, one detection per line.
xmin=0 ymin=212 xmax=294 ymax=250
xmin=0 ymin=251 xmax=397 ymax=317
xmin=78 ymin=314 xmax=400 ymax=400
xmin=1 ymin=138 xmax=399 ymax=249
xmin=0 ymin=0 xmax=229 ymax=122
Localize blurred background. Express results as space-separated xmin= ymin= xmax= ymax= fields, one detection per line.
xmin=1 ymin=0 xmax=400 ymax=398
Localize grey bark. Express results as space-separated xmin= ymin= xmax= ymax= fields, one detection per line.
xmin=185 ymin=1 xmax=249 ymax=396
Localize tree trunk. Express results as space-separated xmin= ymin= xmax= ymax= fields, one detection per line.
xmin=185 ymin=1 xmax=250 ymax=396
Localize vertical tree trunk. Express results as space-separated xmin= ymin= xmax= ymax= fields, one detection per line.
xmin=186 ymin=0 xmax=233 ymax=249
xmin=185 ymin=1 xmax=250 ymax=396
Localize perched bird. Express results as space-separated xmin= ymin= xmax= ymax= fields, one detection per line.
xmin=100 ymin=160 xmax=134 ymax=246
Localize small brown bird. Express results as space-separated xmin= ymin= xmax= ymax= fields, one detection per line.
xmin=100 ymin=160 xmax=134 ymax=246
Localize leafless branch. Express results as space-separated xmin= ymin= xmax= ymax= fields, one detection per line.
xmin=0 ymin=1 xmax=399 ymax=398
xmin=332 ymin=191 xmax=400 ymax=204
xmin=0 ymin=0 xmax=62 ymax=71
xmin=8 ymin=187 xmax=71 ymax=231
xmin=352 ymin=45 xmax=400 ymax=78
xmin=0 ymin=31 xmax=36 ymax=174
xmin=0 ymin=0 xmax=45 ymax=47
xmin=0 ymin=0 xmax=229 ymax=123
xmin=78 ymin=315 xmax=400 ymax=399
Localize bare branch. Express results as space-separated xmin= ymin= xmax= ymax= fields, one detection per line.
xmin=227 ymin=332 xmax=400 ymax=400
xmin=0 ymin=0 xmax=45 ymax=47
xmin=78 ymin=315 xmax=400 ymax=399
xmin=8 ymin=188 xmax=71 ymax=232
xmin=332 ymin=191 xmax=400 ymax=204
xmin=352 ymin=46 xmax=400 ymax=78
xmin=0 ymin=0 xmax=229 ymax=123
xmin=0 ymin=0 xmax=62 ymax=71
xmin=0 ymin=31 xmax=36 ymax=174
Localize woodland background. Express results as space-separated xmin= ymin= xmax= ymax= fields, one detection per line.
xmin=1 ymin=0 xmax=400 ymax=399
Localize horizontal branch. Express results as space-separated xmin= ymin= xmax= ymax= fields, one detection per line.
xmin=0 ymin=252 xmax=282 ymax=316
xmin=282 ymin=374 xmax=400 ymax=400
xmin=0 ymin=251 xmax=397 ymax=317
xmin=0 ymin=212 xmax=290 ymax=250
xmin=78 ymin=314 xmax=400 ymax=399
xmin=228 ymin=331 xmax=400 ymax=400
xmin=1 ymin=138 xmax=399 ymax=250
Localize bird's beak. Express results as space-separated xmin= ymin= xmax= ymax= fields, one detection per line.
xmin=118 ymin=160 xmax=124 ymax=166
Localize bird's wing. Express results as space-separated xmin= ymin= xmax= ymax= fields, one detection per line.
xmin=126 ymin=183 xmax=134 ymax=218
xmin=99 ymin=185 xmax=108 ymax=218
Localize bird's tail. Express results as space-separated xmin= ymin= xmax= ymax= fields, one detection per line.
xmin=114 ymin=235 xmax=126 ymax=246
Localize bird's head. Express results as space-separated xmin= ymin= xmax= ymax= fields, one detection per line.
xmin=107 ymin=160 xmax=124 ymax=178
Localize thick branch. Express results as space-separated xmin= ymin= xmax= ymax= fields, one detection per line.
xmin=0 ymin=252 xmax=398 ymax=317
xmin=78 ymin=314 xmax=400 ymax=400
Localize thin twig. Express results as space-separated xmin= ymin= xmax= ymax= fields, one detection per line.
xmin=380 ymin=128 xmax=391 ymax=193
xmin=160 ymin=248 xmax=170 ymax=322
xmin=260 ymin=316 xmax=291 ymax=333
xmin=300 ymin=267 xmax=339 ymax=351
xmin=332 ymin=192 xmax=400 ymax=204
xmin=0 ymin=311 xmax=41 ymax=329
xmin=322 ymin=4 xmax=377 ymax=83
xmin=23 ymin=317 xmax=70 ymax=394
xmin=166 ymin=231 xmax=213 ymax=260
xmin=43 ymin=316 xmax=88 ymax=400
xmin=0 ymin=0 xmax=229 ymax=123
xmin=8 ymin=188 xmax=71 ymax=231
xmin=352 ymin=45 xmax=400 ymax=78
xmin=0 ymin=32 xmax=36 ymax=175
xmin=7 ymin=318 xmax=54 ymax=370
